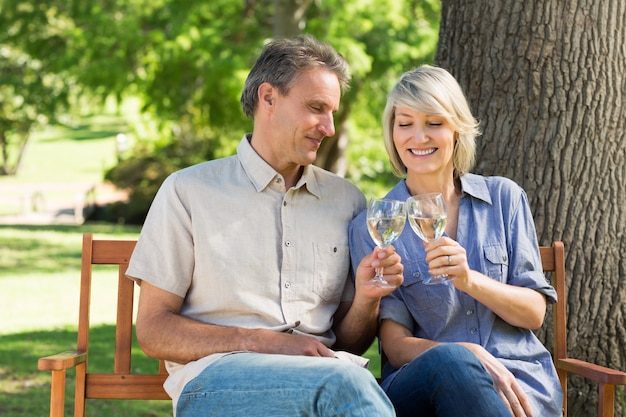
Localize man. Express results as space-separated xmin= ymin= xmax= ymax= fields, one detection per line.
xmin=127 ymin=35 xmax=403 ymax=416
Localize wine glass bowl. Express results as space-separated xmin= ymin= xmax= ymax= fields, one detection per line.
xmin=365 ymin=198 xmax=407 ymax=288
xmin=406 ymin=192 xmax=449 ymax=285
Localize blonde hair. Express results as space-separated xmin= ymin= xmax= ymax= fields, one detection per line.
xmin=382 ymin=65 xmax=480 ymax=178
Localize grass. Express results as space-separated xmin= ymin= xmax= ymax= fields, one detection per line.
xmin=13 ymin=115 xmax=124 ymax=184
xmin=0 ymin=113 xmax=128 ymax=216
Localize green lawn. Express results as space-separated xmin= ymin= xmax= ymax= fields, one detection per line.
xmin=0 ymin=115 xmax=173 ymax=416
xmin=0 ymin=113 xmax=129 ymax=216
xmin=13 ymin=115 xmax=124 ymax=184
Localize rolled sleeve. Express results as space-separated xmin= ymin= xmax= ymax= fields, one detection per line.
xmin=506 ymin=188 xmax=558 ymax=304
xmin=380 ymin=294 xmax=415 ymax=332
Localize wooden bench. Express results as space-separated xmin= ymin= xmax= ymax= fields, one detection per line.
xmin=38 ymin=234 xmax=168 ymax=417
xmin=544 ymin=242 xmax=626 ymax=416
xmin=38 ymin=235 xmax=626 ymax=416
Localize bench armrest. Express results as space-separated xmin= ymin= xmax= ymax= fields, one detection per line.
xmin=557 ymin=358 xmax=626 ymax=385
xmin=38 ymin=350 xmax=87 ymax=371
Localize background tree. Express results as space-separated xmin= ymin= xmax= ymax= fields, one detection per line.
xmin=0 ymin=4 xmax=73 ymax=175
xmin=436 ymin=1 xmax=626 ymax=415
xmin=0 ymin=0 xmax=438 ymax=222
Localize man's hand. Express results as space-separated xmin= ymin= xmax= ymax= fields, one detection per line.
xmin=262 ymin=332 xmax=335 ymax=358
xmin=355 ymin=245 xmax=404 ymax=297
xmin=331 ymin=244 xmax=403 ymax=353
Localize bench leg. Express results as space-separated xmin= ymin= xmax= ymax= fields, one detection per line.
xmin=49 ymin=369 xmax=66 ymax=417
xmin=598 ymin=383 xmax=615 ymax=417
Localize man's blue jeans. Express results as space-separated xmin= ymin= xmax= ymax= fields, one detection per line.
xmin=383 ymin=344 xmax=511 ymax=417
xmin=176 ymin=352 xmax=395 ymax=416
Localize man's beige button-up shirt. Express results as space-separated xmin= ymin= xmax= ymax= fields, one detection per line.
xmin=127 ymin=135 xmax=366 ymax=406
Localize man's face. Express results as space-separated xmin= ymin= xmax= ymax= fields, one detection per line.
xmin=269 ymin=68 xmax=341 ymax=169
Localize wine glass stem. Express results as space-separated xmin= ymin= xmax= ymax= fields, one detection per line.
xmin=375 ymin=267 xmax=384 ymax=280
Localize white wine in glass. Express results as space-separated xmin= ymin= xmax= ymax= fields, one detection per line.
xmin=406 ymin=192 xmax=449 ymax=285
xmin=366 ymin=198 xmax=406 ymax=288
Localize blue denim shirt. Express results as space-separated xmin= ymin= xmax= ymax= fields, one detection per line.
xmin=349 ymin=173 xmax=563 ymax=416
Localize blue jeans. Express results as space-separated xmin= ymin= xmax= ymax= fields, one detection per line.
xmin=177 ymin=352 xmax=395 ymax=417
xmin=384 ymin=344 xmax=511 ymax=417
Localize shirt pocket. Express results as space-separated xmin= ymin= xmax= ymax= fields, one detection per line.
xmin=483 ymin=245 xmax=509 ymax=282
xmin=313 ymin=243 xmax=350 ymax=302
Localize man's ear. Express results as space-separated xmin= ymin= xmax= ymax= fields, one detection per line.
xmin=258 ymin=83 xmax=275 ymax=110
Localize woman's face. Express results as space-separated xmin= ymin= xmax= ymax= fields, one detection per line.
xmin=392 ymin=106 xmax=456 ymax=177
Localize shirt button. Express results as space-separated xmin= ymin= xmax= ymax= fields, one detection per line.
xmin=284 ymin=282 xmax=291 ymax=289
xmin=470 ymin=328 xmax=478 ymax=335
xmin=466 ymin=309 xmax=474 ymax=316
xmin=285 ymin=241 xmax=291 ymax=247
xmin=283 ymin=201 xmax=287 ymax=206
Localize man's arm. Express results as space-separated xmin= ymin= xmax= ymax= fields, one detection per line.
xmin=135 ymin=281 xmax=336 ymax=364
xmin=331 ymin=246 xmax=404 ymax=355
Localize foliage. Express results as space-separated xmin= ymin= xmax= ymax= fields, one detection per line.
xmin=1 ymin=0 xmax=440 ymax=219
xmin=0 ymin=6 xmax=73 ymax=175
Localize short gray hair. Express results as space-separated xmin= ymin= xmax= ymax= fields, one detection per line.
xmin=240 ymin=35 xmax=351 ymax=119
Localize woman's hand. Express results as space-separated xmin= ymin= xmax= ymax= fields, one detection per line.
xmin=423 ymin=237 xmax=471 ymax=286
xmin=460 ymin=343 xmax=535 ymax=417
xmin=424 ymin=237 xmax=547 ymax=329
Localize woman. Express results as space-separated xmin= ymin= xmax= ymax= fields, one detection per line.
xmin=349 ymin=65 xmax=563 ymax=417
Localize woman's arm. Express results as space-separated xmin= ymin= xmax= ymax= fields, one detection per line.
xmin=379 ymin=319 xmax=438 ymax=369
xmin=425 ymin=237 xmax=547 ymax=329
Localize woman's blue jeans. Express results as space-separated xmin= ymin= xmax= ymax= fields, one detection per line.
xmin=384 ymin=344 xmax=511 ymax=417
xmin=177 ymin=352 xmax=395 ymax=416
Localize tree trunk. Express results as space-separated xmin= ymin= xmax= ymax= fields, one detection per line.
xmin=0 ymin=128 xmax=29 ymax=176
xmin=316 ymin=109 xmax=350 ymax=177
xmin=437 ymin=1 xmax=626 ymax=415
xmin=273 ymin=0 xmax=314 ymax=37
xmin=0 ymin=129 xmax=8 ymax=175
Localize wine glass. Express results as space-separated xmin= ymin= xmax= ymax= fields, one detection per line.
xmin=366 ymin=197 xmax=407 ymax=288
xmin=406 ymin=192 xmax=449 ymax=285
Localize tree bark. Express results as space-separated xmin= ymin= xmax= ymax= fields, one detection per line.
xmin=0 ymin=130 xmax=8 ymax=175
xmin=273 ymin=0 xmax=314 ymax=37
xmin=437 ymin=1 xmax=626 ymax=415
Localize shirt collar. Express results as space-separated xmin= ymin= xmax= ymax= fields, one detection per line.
xmin=237 ymin=134 xmax=320 ymax=197
xmin=297 ymin=165 xmax=322 ymax=198
xmin=459 ymin=173 xmax=493 ymax=205
xmin=387 ymin=173 xmax=492 ymax=205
